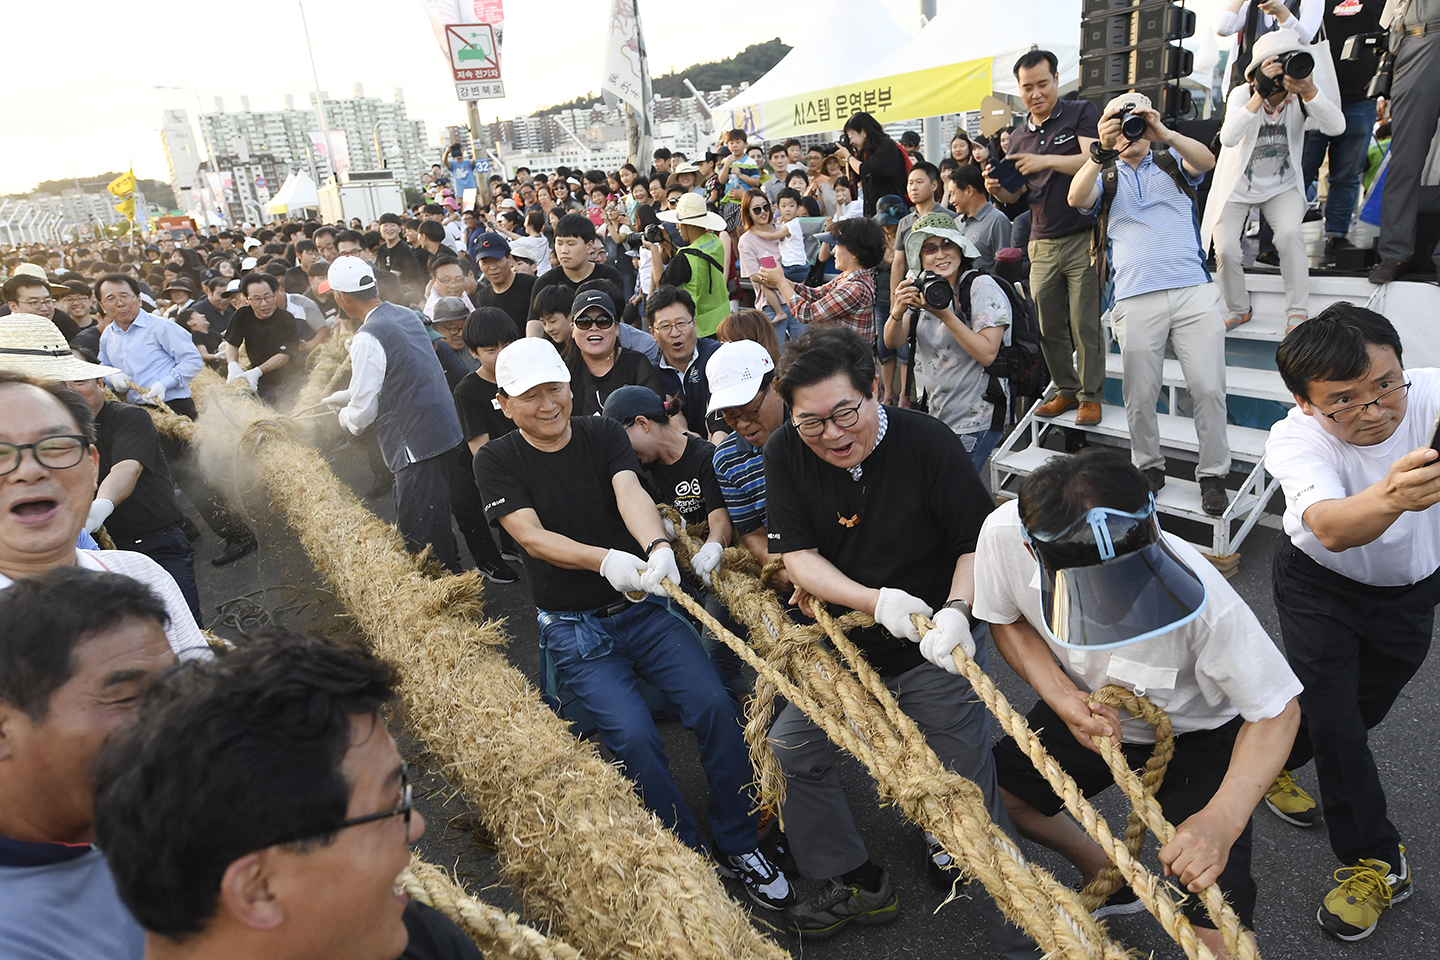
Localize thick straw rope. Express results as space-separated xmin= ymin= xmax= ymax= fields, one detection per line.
xmin=163 ymin=376 xmax=789 ymax=960
xmin=402 ymin=857 xmax=583 ymax=960
xmin=656 ymin=515 xmax=1133 ymax=960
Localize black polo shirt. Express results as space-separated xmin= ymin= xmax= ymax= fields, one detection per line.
xmin=763 ymin=406 xmax=993 ymax=677
xmin=223 ymin=306 xmax=301 ymax=376
xmin=95 ymin=401 xmax=184 ymax=541
xmin=1006 ymin=98 xmax=1101 ymax=241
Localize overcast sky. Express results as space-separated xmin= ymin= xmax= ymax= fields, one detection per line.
xmin=2 ymin=0 xmax=949 ymax=196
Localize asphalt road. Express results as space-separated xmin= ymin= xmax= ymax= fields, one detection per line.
xmin=193 ymin=439 xmax=1439 ymax=960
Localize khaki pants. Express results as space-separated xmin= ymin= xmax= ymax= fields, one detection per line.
xmin=1110 ymin=282 xmax=1231 ymax=478
xmin=1029 ymin=231 xmax=1103 ymax=403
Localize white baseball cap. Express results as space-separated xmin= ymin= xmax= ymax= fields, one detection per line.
xmin=242 ymin=237 xmax=261 ymax=251
xmin=496 ymin=337 xmax=571 ymax=397
xmin=706 ymin=339 xmax=776 ymax=414
xmin=224 ymin=279 xmax=242 ymax=294
xmin=325 ymin=256 xmax=377 ymax=295
xmin=241 ymin=257 xmax=258 ymax=270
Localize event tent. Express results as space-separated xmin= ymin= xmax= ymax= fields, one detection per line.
xmin=263 ymin=171 xmax=320 ymax=216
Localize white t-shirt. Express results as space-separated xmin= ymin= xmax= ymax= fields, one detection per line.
xmin=0 ymin=550 xmax=211 ymax=661
xmin=1265 ymin=367 xmax=1440 ymax=586
xmin=777 ymin=218 xmax=807 ymax=268
xmin=974 ymin=500 xmax=1300 ymax=741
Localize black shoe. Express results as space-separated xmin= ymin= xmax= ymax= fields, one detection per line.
xmin=1303 ymin=206 xmax=1324 ymax=222
xmin=716 ymin=847 xmax=796 ymax=911
xmin=1144 ymin=467 xmax=1165 ymax=494
xmin=1324 ymin=236 xmax=1353 ymax=255
xmin=1090 ymin=884 xmax=1146 ymax=919
xmin=179 ymin=517 xmax=202 ymax=542
xmin=784 ymin=872 xmax=899 ymax=939
xmin=211 ymin=538 xmax=258 ymax=567
xmin=925 ymin=832 xmax=961 ymax=889
xmin=1370 ymin=257 xmax=1405 ymax=284
xmin=1255 ymin=250 xmax=1281 ymax=267
xmin=1199 ymin=476 xmax=1229 ymax=516
xmin=475 ymin=559 xmax=518 ymax=584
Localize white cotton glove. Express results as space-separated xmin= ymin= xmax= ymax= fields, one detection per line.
xmin=106 ymin=374 xmax=129 ymax=394
xmin=321 ymin=389 xmax=352 ymax=410
xmin=662 ymin=515 xmax=685 ymax=540
xmin=640 ymin=544 xmax=681 ymax=596
xmin=241 ymin=367 xmax=263 ymax=391
xmin=920 ymin=607 xmax=975 ymax=674
xmin=141 ymin=381 xmax=167 ymax=405
xmin=85 ymin=498 xmax=115 ymax=533
xmin=600 ymin=549 xmax=648 ymax=594
xmin=873 ymin=587 xmax=933 ymax=643
xmin=691 ymin=541 xmax=724 ymax=589
xmin=226 ymin=361 xmax=245 ymax=384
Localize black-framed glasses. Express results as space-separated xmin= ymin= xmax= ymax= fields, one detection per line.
xmin=750 ymin=202 xmax=771 ymax=214
xmin=0 ymin=435 xmax=89 ymax=476
xmin=720 ymin=384 xmax=768 ymax=423
xmin=1322 ymin=381 xmax=1410 ymax=423
xmin=272 ymin=763 xmax=413 ymax=847
xmin=794 ymin=398 xmax=865 ymax=437
xmin=573 ymin=315 xmax=616 ymax=330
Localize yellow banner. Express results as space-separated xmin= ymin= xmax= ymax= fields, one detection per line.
xmin=113 ymin=196 xmax=135 ymax=218
xmin=107 ymin=169 xmax=135 ymax=197
xmin=723 ymin=57 xmax=993 ymax=141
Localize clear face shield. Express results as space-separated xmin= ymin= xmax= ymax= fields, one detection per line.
xmin=1021 ymin=496 xmax=1208 ymax=651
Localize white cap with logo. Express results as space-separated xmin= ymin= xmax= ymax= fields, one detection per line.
xmin=705 ymin=340 xmax=776 ymax=414
xmin=325 ymin=256 xmax=378 ymax=295
xmin=496 ymin=337 xmax=571 ymax=397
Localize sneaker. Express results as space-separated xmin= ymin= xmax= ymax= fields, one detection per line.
xmin=784 ymin=872 xmax=899 ymax=939
xmin=1264 ymin=769 xmax=1321 ymax=827
xmin=475 ymin=559 xmax=519 ymax=584
xmin=1089 ymin=883 xmax=1146 ymax=919
xmin=1317 ymin=848 xmax=1412 ymax=941
xmin=925 ymin=832 xmax=960 ymax=889
xmin=716 ymin=847 xmax=795 ymax=911
xmin=499 ymin=549 xmax=521 ymax=562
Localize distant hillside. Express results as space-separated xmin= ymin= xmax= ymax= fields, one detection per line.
xmin=26 ymin=173 xmax=176 ymax=209
xmin=535 ymin=38 xmax=790 ymax=115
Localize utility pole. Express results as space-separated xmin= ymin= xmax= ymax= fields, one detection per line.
xmin=298 ymin=0 xmax=338 ymax=185
xmin=920 ymin=0 xmax=941 ymax=164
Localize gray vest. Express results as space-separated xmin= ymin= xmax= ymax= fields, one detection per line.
xmin=360 ymin=302 xmax=463 ymax=471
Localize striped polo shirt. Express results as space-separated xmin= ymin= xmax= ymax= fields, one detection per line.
xmin=713 ymin=430 xmax=768 ymax=536
xmin=1082 ymin=148 xmax=1209 ymax=303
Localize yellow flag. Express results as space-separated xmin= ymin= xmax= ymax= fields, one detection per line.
xmin=113 ymin=196 xmax=135 ymax=217
xmin=107 ymin=169 xmax=136 ymax=197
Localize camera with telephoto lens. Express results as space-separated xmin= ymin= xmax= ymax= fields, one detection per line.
xmin=643 ymin=224 xmax=668 ymax=245
xmin=1115 ymin=104 xmax=1148 ymax=141
xmin=915 ymin=270 xmax=954 ymax=312
xmin=1254 ymin=50 xmax=1315 ymax=99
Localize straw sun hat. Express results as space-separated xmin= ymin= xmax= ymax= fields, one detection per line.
xmin=0 ymin=315 xmax=121 ymax=380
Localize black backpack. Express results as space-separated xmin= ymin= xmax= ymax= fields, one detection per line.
xmin=905 ymin=267 xmax=1048 ymax=431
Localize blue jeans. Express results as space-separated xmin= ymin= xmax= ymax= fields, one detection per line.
xmin=536 ymin=594 xmax=760 ymax=855
xmin=961 ymin=428 xmax=1004 ymax=471
xmin=753 ymin=280 xmax=807 ymax=342
xmin=1302 ymin=99 xmax=1377 ymax=239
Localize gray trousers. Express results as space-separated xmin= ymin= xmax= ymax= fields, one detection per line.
xmin=769 ymin=641 xmax=1040 ymax=959
xmin=1111 ymin=282 xmax=1232 ymax=478
xmin=1378 ymin=33 xmax=1440 ymax=264
xmin=1029 ymin=231 xmax=1104 ymax=403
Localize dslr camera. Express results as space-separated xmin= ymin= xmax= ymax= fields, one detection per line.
xmin=643 ymin=224 xmax=669 ymax=245
xmin=1115 ymin=103 xmax=1148 ymax=141
xmin=914 ymin=270 xmax=954 ymax=312
xmin=1254 ymin=50 xmax=1315 ymax=99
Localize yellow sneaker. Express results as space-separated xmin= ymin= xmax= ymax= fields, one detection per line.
xmin=1264 ymin=768 xmax=1320 ymax=827
xmin=1317 ymin=847 xmax=1412 ymax=942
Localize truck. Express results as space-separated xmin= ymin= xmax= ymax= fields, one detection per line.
xmin=317 ymin=170 xmax=405 ymax=226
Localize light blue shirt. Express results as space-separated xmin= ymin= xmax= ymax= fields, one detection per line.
xmin=1081 ymin=149 xmax=1209 ymax=303
xmin=98 ymin=310 xmax=203 ymax=402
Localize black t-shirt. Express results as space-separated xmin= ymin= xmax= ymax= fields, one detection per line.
xmin=1326 ymin=0 xmax=1386 ymax=101
xmin=525 ymin=262 xmax=623 ymax=321
xmin=1006 ymin=98 xmax=1101 ymax=240
xmin=566 ymin=348 xmax=663 ymax=418
xmin=858 ymin=138 xmax=910 ymax=218
xmin=50 ymin=308 xmax=80 ymax=343
xmin=377 ymin=240 xmax=427 ymax=292
xmin=453 ymin=370 xmax=516 ymax=444
xmin=643 ymin=435 xmax=725 ymax=529
xmin=223 ymin=306 xmax=301 ymax=376
xmin=95 ymin=401 xmax=184 ymax=541
xmin=763 ymin=406 xmax=993 ymax=676
xmin=475 ymin=417 xmax=646 ymax=611
xmin=398 ymin=900 xmax=482 ymax=960
xmin=473 ymin=272 xmax=536 ymax=329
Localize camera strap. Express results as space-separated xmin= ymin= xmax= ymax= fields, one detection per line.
xmin=1095 ymin=148 xmax=1197 ymax=285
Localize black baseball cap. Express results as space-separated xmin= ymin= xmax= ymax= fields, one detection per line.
xmin=899 ymin=130 xmax=921 ymax=147
xmin=474 ymin=232 xmax=511 ymax=260
xmin=570 ymin=289 xmax=616 ymax=321
xmin=603 ymin=385 xmax=667 ymax=424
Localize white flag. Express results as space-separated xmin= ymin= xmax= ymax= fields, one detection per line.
xmin=602 ymin=0 xmax=651 ymax=116
xmin=419 ymin=0 xmax=504 ymax=60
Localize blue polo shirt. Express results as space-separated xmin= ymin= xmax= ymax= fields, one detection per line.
xmin=713 ymin=431 xmax=768 ymax=536
xmin=1081 ymin=148 xmax=1209 ymax=303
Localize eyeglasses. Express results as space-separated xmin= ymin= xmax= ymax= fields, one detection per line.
xmin=99 ymin=292 xmax=137 ymax=306
xmin=248 ymin=293 xmax=275 ymax=304
xmin=720 ymin=385 xmax=769 ymax=423
xmin=16 ymin=297 xmax=55 ymax=309
xmin=1321 ymin=381 xmax=1411 ymax=423
xmin=750 ymin=203 xmax=771 ymax=214
xmin=920 ymin=241 xmax=956 ymax=257
xmin=0 ymin=435 xmax=89 ymax=476
xmin=573 ymin=315 xmax=616 ymax=330
xmin=793 ymin=397 xmax=865 ymax=437
xmin=270 ymin=763 xmax=413 ymax=848
xmin=652 ymin=318 xmax=694 ymax=336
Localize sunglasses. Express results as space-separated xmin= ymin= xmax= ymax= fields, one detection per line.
xmin=573 ymin=315 xmax=616 ymax=330
xmin=750 ymin=202 xmax=771 ymax=214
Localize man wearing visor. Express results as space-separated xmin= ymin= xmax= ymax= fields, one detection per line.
xmin=975 ymin=448 xmax=1300 ymax=960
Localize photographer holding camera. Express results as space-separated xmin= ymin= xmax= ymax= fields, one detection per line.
xmin=883 ymin=213 xmax=1013 ymax=468
xmin=648 ymin=194 xmax=731 ymax=339
xmin=1202 ymin=30 xmax=1344 ymax=333
xmin=1068 ymin=92 xmax=1232 ymax=515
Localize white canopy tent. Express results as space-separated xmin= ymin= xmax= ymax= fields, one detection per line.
xmin=716 ymin=0 xmax=915 ymax=135
xmin=263 ymin=171 xmax=320 ymax=217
